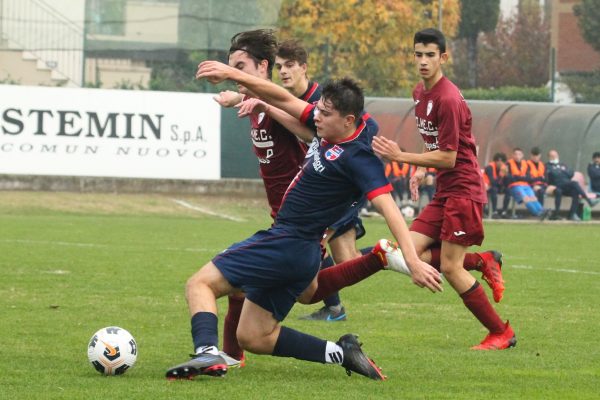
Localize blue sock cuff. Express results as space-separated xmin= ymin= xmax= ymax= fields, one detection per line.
xmin=191 ymin=312 xmax=218 ymax=351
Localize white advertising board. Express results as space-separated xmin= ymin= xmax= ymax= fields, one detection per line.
xmin=0 ymin=85 xmax=220 ymax=180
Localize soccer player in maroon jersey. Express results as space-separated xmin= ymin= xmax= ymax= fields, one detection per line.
xmin=372 ymin=28 xmax=516 ymax=350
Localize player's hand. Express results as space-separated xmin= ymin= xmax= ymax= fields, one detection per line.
xmin=196 ymin=61 xmax=233 ymax=84
xmin=213 ymin=90 xmax=242 ymax=108
xmin=409 ymin=170 xmax=425 ymax=202
xmin=236 ymin=98 xmax=269 ymax=117
xmin=406 ymin=259 xmax=443 ymax=293
xmin=372 ymin=136 xmax=402 ymax=161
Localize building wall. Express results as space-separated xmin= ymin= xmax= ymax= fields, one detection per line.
xmin=551 ymin=0 xmax=600 ymax=73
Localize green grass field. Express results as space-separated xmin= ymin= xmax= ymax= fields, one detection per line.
xmin=1 ymin=191 xmax=599 ymax=399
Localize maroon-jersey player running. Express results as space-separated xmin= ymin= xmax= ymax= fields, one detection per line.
xmin=373 ymin=28 xmax=515 ymax=350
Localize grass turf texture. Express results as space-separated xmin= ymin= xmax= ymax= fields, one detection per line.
xmin=1 ymin=191 xmax=599 ymax=399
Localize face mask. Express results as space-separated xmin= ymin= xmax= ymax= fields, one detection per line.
xmin=549 ymin=159 xmax=559 ymax=164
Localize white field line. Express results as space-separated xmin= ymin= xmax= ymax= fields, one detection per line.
xmin=511 ymin=264 xmax=600 ymax=276
xmin=171 ymin=198 xmax=245 ymax=222
xmin=0 ymin=239 xmax=219 ymax=253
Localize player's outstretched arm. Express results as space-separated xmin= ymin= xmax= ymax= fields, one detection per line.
xmin=372 ymin=136 xmax=456 ymax=169
xmin=370 ymin=193 xmax=443 ymax=293
xmin=196 ymin=61 xmax=308 ymax=120
xmin=236 ymin=98 xmax=314 ymax=143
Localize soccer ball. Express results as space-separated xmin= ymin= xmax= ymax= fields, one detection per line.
xmin=87 ymin=326 xmax=137 ymax=375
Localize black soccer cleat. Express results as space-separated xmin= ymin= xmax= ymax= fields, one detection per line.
xmin=165 ymin=352 xmax=228 ymax=380
xmin=337 ymin=334 xmax=386 ymax=380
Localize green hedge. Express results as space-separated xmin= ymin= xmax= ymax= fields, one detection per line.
xmin=561 ymin=71 xmax=600 ymax=104
xmin=462 ymin=86 xmax=550 ymax=102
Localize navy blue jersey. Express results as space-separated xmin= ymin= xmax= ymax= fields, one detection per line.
xmin=274 ymin=104 xmax=392 ymax=239
xmin=300 ymin=81 xmax=322 ymax=103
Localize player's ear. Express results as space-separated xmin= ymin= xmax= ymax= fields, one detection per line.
xmin=440 ymin=51 xmax=448 ymax=65
xmin=344 ymin=114 xmax=356 ymax=129
xmin=258 ymin=59 xmax=269 ymax=75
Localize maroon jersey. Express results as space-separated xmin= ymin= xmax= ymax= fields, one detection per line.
xmin=248 ymin=110 xmax=308 ymax=218
xmin=412 ymin=76 xmax=487 ymax=203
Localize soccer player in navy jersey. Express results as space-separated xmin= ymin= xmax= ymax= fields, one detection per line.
xmin=372 ymin=28 xmax=516 ymax=350
xmin=276 ymin=39 xmax=368 ymax=322
xmin=212 ymin=31 xmax=369 ymax=368
xmin=165 ymin=64 xmax=443 ymax=380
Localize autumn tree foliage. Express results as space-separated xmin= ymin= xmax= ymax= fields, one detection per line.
xmin=573 ymin=0 xmax=600 ymax=53
xmin=476 ymin=4 xmax=549 ymax=88
xmin=277 ymin=0 xmax=460 ymax=97
xmin=455 ymin=0 xmax=500 ymax=88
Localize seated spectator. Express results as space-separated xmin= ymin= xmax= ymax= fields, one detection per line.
xmin=384 ymin=157 xmax=410 ymax=205
xmin=527 ymin=147 xmax=547 ymax=205
xmin=546 ymin=149 xmax=599 ymax=221
xmin=589 ymin=151 xmax=600 ymax=196
xmin=506 ymin=148 xmax=549 ymax=219
xmin=419 ymin=167 xmax=436 ymax=204
xmin=483 ymin=152 xmax=508 ymax=218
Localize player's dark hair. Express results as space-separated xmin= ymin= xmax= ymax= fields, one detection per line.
xmin=414 ymin=28 xmax=446 ymax=54
xmin=276 ymin=39 xmax=308 ymax=65
xmin=321 ymin=78 xmax=364 ymax=119
xmin=229 ymin=29 xmax=278 ymax=79
xmin=530 ymin=146 xmax=541 ymax=156
xmin=493 ymin=152 xmax=507 ymax=162
xmin=593 ymin=151 xmax=600 ymax=159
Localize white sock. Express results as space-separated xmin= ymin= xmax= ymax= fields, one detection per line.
xmin=196 ymin=345 xmax=219 ymax=355
xmin=325 ymin=341 xmax=344 ymax=364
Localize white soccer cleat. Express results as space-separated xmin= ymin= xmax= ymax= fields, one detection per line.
xmin=372 ymin=239 xmax=411 ymax=276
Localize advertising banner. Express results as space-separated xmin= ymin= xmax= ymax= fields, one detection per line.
xmin=0 ymin=85 xmax=220 ymax=180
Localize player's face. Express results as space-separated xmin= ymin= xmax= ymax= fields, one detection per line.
xmin=228 ymin=50 xmax=268 ymax=95
xmin=274 ymin=56 xmax=307 ymax=94
xmin=414 ymin=43 xmax=447 ymax=82
xmin=313 ymin=98 xmax=352 ymax=141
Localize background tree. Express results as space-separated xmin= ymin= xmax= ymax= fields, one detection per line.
xmin=476 ymin=3 xmax=549 ymax=88
xmin=277 ymin=0 xmax=460 ymax=97
xmin=573 ymin=0 xmax=600 ymax=52
xmin=455 ymin=0 xmax=500 ymax=88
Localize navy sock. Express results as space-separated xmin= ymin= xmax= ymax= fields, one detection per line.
xmin=273 ymin=326 xmax=327 ymax=363
xmin=191 ymin=312 xmax=218 ymax=351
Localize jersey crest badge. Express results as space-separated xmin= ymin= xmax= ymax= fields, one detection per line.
xmin=325 ymin=145 xmax=344 ymax=161
xmin=427 ymin=100 xmax=433 ymax=116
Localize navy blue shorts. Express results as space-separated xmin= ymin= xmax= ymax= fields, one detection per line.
xmin=329 ymin=198 xmax=366 ymax=241
xmin=212 ymin=227 xmax=321 ymax=321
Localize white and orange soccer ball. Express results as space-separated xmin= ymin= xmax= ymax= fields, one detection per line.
xmin=87 ymin=326 xmax=137 ymax=375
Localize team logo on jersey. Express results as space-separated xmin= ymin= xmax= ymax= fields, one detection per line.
xmin=414 ymin=99 xmax=420 ymax=105
xmin=427 ymin=100 xmax=433 ymax=116
xmin=258 ymin=112 xmax=265 ymax=124
xmin=325 ymin=145 xmax=344 ymax=161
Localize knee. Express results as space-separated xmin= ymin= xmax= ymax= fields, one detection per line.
xmin=236 ymin=329 xmax=275 ymax=354
xmin=439 ymin=261 xmax=461 ymax=276
xmin=185 ymin=270 xmax=212 ymax=300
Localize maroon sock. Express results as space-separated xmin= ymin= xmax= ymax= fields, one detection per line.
xmin=222 ymin=295 xmax=244 ymax=359
xmin=429 ymin=246 xmax=441 ymax=271
xmin=463 ymin=253 xmax=483 ymax=271
xmin=308 ymin=253 xmax=384 ymax=304
xmin=460 ymin=282 xmax=505 ymax=333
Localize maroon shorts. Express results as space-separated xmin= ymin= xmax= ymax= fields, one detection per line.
xmin=410 ymin=197 xmax=484 ymax=246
